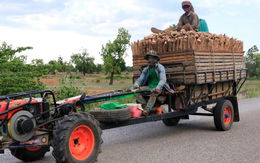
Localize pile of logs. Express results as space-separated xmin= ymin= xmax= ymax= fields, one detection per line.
xmin=131 ymin=30 xmax=244 ymax=56
xmin=131 ymin=30 xmax=246 ymax=83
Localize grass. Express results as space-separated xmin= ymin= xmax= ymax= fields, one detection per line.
xmin=43 ymin=72 xmax=133 ymax=94
xmin=239 ymin=79 xmax=260 ymax=99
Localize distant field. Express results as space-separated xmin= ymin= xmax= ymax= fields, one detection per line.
xmin=40 ymin=72 xmax=135 ymax=111
xmin=239 ymin=79 xmax=260 ymax=99
xmin=41 ymin=72 xmax=133 ymax=95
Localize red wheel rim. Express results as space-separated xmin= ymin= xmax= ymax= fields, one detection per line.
xmin=223 ymin=106 xmax=231 ymax=125
xmin=26 ymin=146 xmax=41 ymax=151
xmin=69 ymin=125 xmax=95 ymax=160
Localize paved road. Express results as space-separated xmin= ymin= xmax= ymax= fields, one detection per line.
xmin=2 ymin=98 xmax=260 ymax=163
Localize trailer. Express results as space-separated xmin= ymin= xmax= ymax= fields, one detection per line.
xmin=94 ymin=64 xmax=247 ymax=131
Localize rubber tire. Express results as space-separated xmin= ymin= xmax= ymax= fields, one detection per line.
xmin=89 ymin=108 xmax=131 ymax=123
xmin=52 ymin=112 xmax=102 ymax=163
xmin=214 ymin=99 xmax=234 ymax=131
xmin=162 ymin=117 xmax=180 ymax=126
xmin=10 ymin=146 xmax=50 ymax=162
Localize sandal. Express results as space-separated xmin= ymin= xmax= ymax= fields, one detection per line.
xmin=142 ymin=110 xmax=148 ymax=116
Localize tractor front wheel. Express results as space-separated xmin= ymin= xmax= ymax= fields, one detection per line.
xmin=10 ymin=146 xmax=50 ymax=162
xmin=52 ymin=112 xmax=102 ymax=163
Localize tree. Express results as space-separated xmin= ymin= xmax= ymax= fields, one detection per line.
xmin=57 ymin=56 xmax=73 ymax=72
xmin=126 ymin=66 xmax=133 ymax=72
xmin=95 ymin=64 xmax=103 ymax=74
xmin=100 ymin=27 xmax=131 ymax=85
xmin=31 ymin=58 xmax=49 ymax=77
xmin=48 ymin=60 xmax=63 ymax=74
xmin=118 ymin=58 xmax=126 ymax=72
xmin=0 ymin=42 xmax=46 ymax=95
xmin=70 ymin=49 xmax=95 ymax=76
xmin=31 ymin=59 xmax=44 ymax=65
xmin=169 ymin=24 xmax=177 ymax=29
xmin=63 ymin=61 xmax=75 ymax=73
xmin=47 ymin=57 xmax=75 ymax=74
xmin=245 ymin=45 xmax=260 ymax=78
xmin=57 ymin=56 xmax=63 ymax=66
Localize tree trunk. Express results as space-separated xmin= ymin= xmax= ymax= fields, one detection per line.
xmin=83 ymin=67 xmax=86 ymax=76
xmin=109 ymin=72 xmax=114 ymax=85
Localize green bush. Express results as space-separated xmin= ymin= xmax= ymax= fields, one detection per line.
xmin=82 ymin=82 xmax=87 ymax=86
xmin=96 ymin=78 xmax=101 ymax=83
xmin=0 ymin=42 xmax=49 ymax=95
xmin=55 ymin=75 xmax=82 ymax=100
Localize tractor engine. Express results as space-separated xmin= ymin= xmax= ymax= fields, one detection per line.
xmin=0 ymin=90 xmax=82 ymax=145
xmin=7 ymin=110 xmax=36 ymax=142
xmin=0 ymin=98 xmax=50 ymax=142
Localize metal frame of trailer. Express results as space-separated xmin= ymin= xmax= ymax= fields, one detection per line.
xmin=100 ymin=63 xmax=247 ymax=130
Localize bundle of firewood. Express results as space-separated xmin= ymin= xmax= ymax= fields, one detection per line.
xmin=131 ymin=30 xmax=244 ymax=56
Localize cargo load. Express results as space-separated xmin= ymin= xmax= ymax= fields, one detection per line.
xmin=131 ymin=30 xmax=246 ymax=83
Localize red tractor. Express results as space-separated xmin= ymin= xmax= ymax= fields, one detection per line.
xmin=0 ymin=90 xmax=102 ymax=162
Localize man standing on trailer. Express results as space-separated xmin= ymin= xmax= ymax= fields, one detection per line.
xmin=130 ymin=50 xmax=166 ymax=115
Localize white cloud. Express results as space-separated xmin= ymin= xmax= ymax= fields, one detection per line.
xmin=8 ymin=12 xmax=61 ymax=30
xmin=224 ymin=11 xmax=239 ymax=16
xmin=226 ymin=0 xmax=242 ymax=4
xmin=0 ymin=2 xmax=26 ymax=10
xmin=0 ymin=26 xmax=113 ymax=65
xmin=196 ymin=0 xmax=220 ymax=8
xmin=33 ymin=0 xmax=53 ymax=2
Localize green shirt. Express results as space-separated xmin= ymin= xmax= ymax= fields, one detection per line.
xmin=148 ymin=67 xmax=159 ymax=89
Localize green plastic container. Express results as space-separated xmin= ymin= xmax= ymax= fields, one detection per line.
xmin=101 ymin=102 xmax=126 ymax=110
xmin=198 ymin=19 xmax=209 ymax=33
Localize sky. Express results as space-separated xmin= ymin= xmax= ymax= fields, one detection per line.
xmin=0 ymin=0 xmax=259 ymax=66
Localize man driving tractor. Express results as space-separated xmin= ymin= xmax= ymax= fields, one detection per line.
xmin=130 ymin=50 xmax=166 ymax=115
